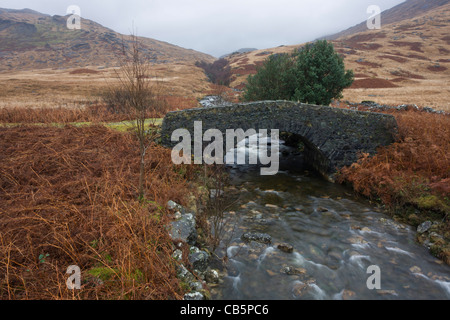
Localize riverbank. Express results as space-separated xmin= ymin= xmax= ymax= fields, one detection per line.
xmin=207 ymin=163 xmax=450 ymax=300
xmin=335 ymin=105 xmax=449 ymax=265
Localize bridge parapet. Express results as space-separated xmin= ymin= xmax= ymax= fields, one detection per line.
xmin=161 ymin=101 xmax=398 ymax=181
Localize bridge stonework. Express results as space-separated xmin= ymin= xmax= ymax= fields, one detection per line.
xmin=160 ymin=101 xmax=398 ymax=181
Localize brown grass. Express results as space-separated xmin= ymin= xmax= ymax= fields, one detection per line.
xmin=69 ymin=69 xmax=101 ymax=75
xmin=389 ymin=41 xmax=423 ymax=53
xmin=427 ymin=65 xmax=448 ymax=72
xmin=0 ymin=125 xmax=195 ymax=299
xmin=378 ymin=55 xmax=408 ymax=63
xmin=0 ymin=105 xmax=128 ymax=124
xmin=350 ymin=78 xmax=398 ymax=89
xmin=338 ymin=110 xmax=450 ymax=212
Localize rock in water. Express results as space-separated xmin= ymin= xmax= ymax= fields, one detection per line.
xmin=278 ymin=243 xmax=294 ymax=253
xmin=241 ymin=232 xmax=272 ymax=244
xmin=184 ymin=292 xmax=205 ymax=300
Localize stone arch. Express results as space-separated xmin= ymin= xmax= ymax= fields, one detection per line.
xmin=161 ymin=101 xmax=398 ymax=181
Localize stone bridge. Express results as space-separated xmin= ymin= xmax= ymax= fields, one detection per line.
xmin=160 ymin=101 xmax=398 ymax=181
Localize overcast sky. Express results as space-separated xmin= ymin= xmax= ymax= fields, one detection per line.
xmin=1 ymin=0 xmax=406 ymax=57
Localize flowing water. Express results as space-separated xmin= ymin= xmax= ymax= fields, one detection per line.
xmin=211 ymin=137 xmax=450 ymax=300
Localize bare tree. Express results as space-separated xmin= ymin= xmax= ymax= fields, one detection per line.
xmin=104 ymin=32 xmax=166 ymax=200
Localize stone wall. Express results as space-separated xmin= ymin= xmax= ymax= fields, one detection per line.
xmin=161 ymin=100 xmax=398 ymax=181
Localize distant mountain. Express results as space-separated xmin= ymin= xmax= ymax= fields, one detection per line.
xmin=323 ymin=0 xmax=449 ymax=40
xmin=0 ymin=8 xmax=215 ymax=71
xmin=220 ymin=48 xmax=258 ymax=59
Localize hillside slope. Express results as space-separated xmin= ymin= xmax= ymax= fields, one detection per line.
xmin=226 ymin=0 xmax=450 ymax=110
xmin=324 ymin=0 xmax=449 ymax=40
xmin=0 ymin=8 xmax=214 ymax=72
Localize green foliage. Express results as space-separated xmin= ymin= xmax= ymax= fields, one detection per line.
xmin=243 ymin=53 xmax=295 ymax=101
xmin=38 ymin=253 xmax=49 ymax=264
xmin=242 ymin=40 xmax=354 ymax=105
xmin=88 ymin=267 xmax=118 ymax=281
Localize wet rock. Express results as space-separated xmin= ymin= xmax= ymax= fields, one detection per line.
xmin=184 ymin=292 xmax=205 ymax=300
xmin=172 ymin=249 xmax=183 ymax=261
xmin=266 ymin=269 xmax=277 ymax=277
xmin=189 ymin=248 xmax=210 ymax=273
xmin=376 ymin=290 xmax=398 ymax=296
xmin=281 ymin=266 xmax=307 ymax=276
xmin=317 ymin=207 xmax=329 ymax=212
xmin=248 ymin=254 xmax=259 ymax=260
xmin=174 ymin=211 xmax=182 ymax=220
xmin=292 ymin=280 xmax=315 ymax=298
xmin=205 ymin=268 xmax=220 ymax=284
xmin=379 ymin=218 xmax=406 ymax=229
xmin=278 ymin=243 xmax=294 ymax=253
xmin=417 ymin=221 xmax=432 ymax=234
xmin=226 ymin=263 xmax=240 ymax=277
xmin=410 ymin=266 xmax=422 ymax=274
xmin=241 ymin=232 xmax=272 ymax=244
xmin=341 ymin=289 xmax=356 ymax=300
xmin=189 ymin=281 xmax=204 ymax=291
xmin=167 ymin=200 xmax=185 ymax=213
xmin=177 ymin=264 xmax=196 ymax=283
xmin=170 ymin=213 xmax=197 ymax=245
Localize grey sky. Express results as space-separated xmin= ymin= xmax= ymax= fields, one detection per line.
xmin=1 ymin=0 xmax=405 ymax=57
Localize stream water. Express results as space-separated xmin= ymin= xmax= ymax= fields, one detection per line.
xmin=211 ymin=137 xmax=450 ymax=300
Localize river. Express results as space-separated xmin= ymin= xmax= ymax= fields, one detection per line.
xmin=210 ymin=136 xmax=450 ymax=300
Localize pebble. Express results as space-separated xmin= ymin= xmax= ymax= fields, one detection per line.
xmin=278 ymin=243 xmax=294 ymax=253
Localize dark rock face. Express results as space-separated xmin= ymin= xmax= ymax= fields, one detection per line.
xmin=161 ymin=101 xmax=398 ymax=181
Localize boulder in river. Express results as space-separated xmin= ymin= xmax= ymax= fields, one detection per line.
xmin=241 ymin=232 xmax=272 ymax=244
xmin=278 ymin=243 xmax=294 ymax=253
xmin=281 ymin=266 xmax=307 ymax=276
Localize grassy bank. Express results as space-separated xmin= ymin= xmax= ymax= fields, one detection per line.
xmin=0 ymin=125 xmax=195 ymax=299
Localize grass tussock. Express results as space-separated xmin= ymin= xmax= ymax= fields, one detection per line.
xmin=0 ymin=125 xmax=194 ymax=299
xmin=338 ymin=110 xmax=450 ymax=215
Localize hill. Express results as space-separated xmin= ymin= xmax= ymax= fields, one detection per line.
xmin=225 ymin=0 xmax=450 ymax=110
xmin=0 ymin=8 xmax=217 ymax=110
xmin=323 ymin=0 xmax=450 ymax=40
xmin=0 ymin=8 xmax=214 ymax=71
